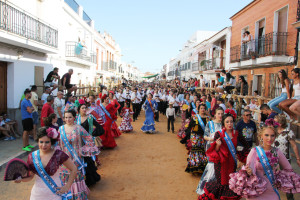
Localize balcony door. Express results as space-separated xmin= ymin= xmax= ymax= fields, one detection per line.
xmin=275 ymin=6 xmax=288 ymax=55
xmin=0 ymin=62 xmax=7 ymax=113
xmin=256 ymin=19 xmax=265 ymax=56
xmin=220 ymin=40 xmax=226 ymax=68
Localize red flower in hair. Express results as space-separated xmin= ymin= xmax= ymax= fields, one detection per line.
xmin=225 ymin=109 xmax=237 ymax=120
xmin=78 ymin=99 xmax=85 ymax=105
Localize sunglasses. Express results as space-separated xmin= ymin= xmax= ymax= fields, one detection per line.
xmin=245 ymin=114 xmax=251 ymax=116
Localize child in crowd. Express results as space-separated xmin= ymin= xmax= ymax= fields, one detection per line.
xmin=166 ymin=103 xmax=176 ymax=133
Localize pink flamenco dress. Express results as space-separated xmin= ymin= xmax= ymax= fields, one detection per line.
xmin=59 ymin=125 xmax=100 ymax=200
xmin=198 ymin=128 xmax=249 ymax=200
xmin=118 ymin=107 xmax=134 ymax=133
xmin=27 ymin=150 xmax=69 ymax=200
xmin=229 ymin=147 xmax=300 ymax=200
xmin=110 ymin=99 xmax=122 ymax=137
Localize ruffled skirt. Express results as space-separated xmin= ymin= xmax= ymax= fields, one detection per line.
xmin=141 ymin=114 xmax=155 ymax=133
xmin=119 ymin=117 xmax=133 ymax=132
xmin=196 ymin=162 xmax=216 ymax=195
xmin=111 ymin=121 xmax=122 ymax=137
xmin=60 ymin=170 xmax=89 ymax=200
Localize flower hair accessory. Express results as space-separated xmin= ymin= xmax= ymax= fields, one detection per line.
xmin=46 ymin=128 xmax=59 ymax=140
xmin=265 ymin=118 xmax=280 ymax=127
xmin=225 ymin=109 xmax=237 ymax=120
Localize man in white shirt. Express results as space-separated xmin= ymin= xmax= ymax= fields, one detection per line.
xmin=54 ymin=91 xmax=64 ymax=126
xmin=131 ymin=88 xmax=141 ymax=121
xmin=41 ymin=86 xmax=51 ymax=105
xmin=123 ymin=87 xmax=132 ymax=107
xmin=166 ymin=103 xmax=176 ymax=133
xmin=200 ymin=75 xmax=208 ymax=87
xmin=116 ymin=88 xmax=125 ymax=115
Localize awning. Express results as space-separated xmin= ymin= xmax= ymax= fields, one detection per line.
xmin=142 ymin=74 xmax=159 ymax=79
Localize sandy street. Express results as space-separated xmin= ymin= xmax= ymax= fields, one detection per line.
xmin=0 ymin=112 xmax=199 ymax=200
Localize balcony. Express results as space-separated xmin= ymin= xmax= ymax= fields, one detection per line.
xmin=0 ymin=0 xmax=58 ymax=53
xmin=198 ymin=57 xmax=225 ymax=71
xmin=65 ymin=41 xmax=96 ymax=65
xmin=102 ymin=60 xmax=117 ymax=71
xmin=192 ymin=62 xmax=199 ymax=71
xmin=230 ymin=32 xmax=290 ymax=68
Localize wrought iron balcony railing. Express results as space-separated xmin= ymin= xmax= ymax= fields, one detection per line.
xmin=65 ymin=41 xmax=96 ymax=64
xmin=199 ymin=57 xmax=225 ymax=71
xmin=0 ymin=0 xmax=58 ymax=48
xmin=102 ymin=60 xmax=117 ymax=71
xmin=230 ymin=32 xmax=288 ymax=63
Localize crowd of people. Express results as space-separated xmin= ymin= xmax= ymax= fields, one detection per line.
xmin=2 ymin=67 xmax=300 ymax=200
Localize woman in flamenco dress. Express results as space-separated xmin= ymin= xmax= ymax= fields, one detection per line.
xmin=229 ymin=124 xmax=300 ymax=200
xmin=198 ymin=113 xmax=249 ymax=200
xmin=15 ymin=127 xmax=77 ymax=200
xmin=185 ymin=102 xmax=208 ymax=174
xmin=58 ymin=109 xmax=100 ymax=200
xmin=177 ymin=93 xmax=191 ymax=138
xmin=99 ymin=94 xmax=117 ymax=148
xmin=76 ymin=99 xmax=105 ymax=187
xmin=119 ymin=101 xmax=134 ymax=133
xmin=108 ymin=91 xmax=122 ymax=137
xmin=196 ymin=107 xmax=224 ymax=195
xmin=141 ymin=93 xmax=158 ymax=133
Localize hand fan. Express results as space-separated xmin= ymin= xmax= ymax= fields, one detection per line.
xmin=182 ymin=104 xmax=189 ymax=111
xmin=3 ymin=158 xmax=30 ymax=181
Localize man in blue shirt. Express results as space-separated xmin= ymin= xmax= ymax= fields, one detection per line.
xmin=21 ymin=89 xmax=34 ymax=151
xmin=236 ymin=109 xmax=258 ymax=148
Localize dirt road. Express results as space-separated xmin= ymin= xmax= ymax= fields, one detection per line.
xmin=0 ymin=113 xmax=199 ymax=200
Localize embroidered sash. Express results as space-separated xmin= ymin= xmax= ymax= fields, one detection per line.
xmin=99 ymin=103 xmax=112 ymax=120
xmin=32 ymin=150 xmax=72 ymax=200
xmin=148 ymin=99 xmax=156 ymax=119
xmin=223 ymin=131 xmax=237 ymax=166
xmin=191 ymin=102 xmax=205 ymax=131
xmin=256 ymin=146 xmax=280 ymax=199
xmin=208 ymin=121 xmax=215 ymax=134
xmin=184 ymin=99 xmax=190 ymax=106
xmin=59 ymin=126 xmax=87 ymax=175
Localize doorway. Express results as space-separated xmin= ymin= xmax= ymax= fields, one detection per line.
xmin=253 ymin=75 xmax=263 ymax=95
xmin=0 ymin=62 xmax=7 ymax=113
xmin=34 ymin=66 xmax=44 ymax=97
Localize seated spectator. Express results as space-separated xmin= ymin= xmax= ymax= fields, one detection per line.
xmin=215 ymin=73 xmax=225 ymax=93
xmin=0 ymin=115 xmax=16 ymax=140
xmin=253 ymin=90 xmax=259 ymax=96
xmin=236 ymin=76 xmax=248 ymax=95
xmin=44 ymin=67 xmax=60 ymax=92
xmin=248 ymin=99 xmax=257 ymax=110
xmin=267 ymin=69 xmax=290 ymax=114
xmin=223 ymin=72 xmax=236 ymax=94
xmin=260 ymin=104 xmax=278 ymax=120
xmin=2 ymin=113 xmax=20 ymax=137
xmin=61 ymin=69 xmax=77 ymax=95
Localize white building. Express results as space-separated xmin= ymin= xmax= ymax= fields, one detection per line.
xmin=191 ymin=27 xmax=231 ymax=86
xmin=0 ymin=0 xmax=140 ymax=112
xmin=166 ymin=31 xmax=217 ymax=81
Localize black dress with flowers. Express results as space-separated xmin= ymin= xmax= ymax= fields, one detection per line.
xmin=185 ymin=116 xmax=208 ymax=173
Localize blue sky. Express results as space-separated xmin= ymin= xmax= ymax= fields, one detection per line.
xmin=76 ymin=0 xmax=253 ymax=73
